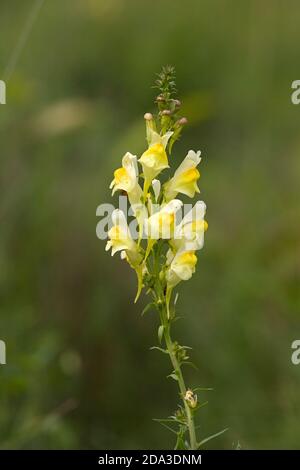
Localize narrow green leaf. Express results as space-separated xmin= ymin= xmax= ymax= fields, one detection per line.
xmin=194 ymin=387 xmax=214 ymax=392
xmin=153 ymin=418 xmax=177 ymax=423
xmin=141 ymin=302 xmax=156 ymax=316
xmin=197 ymin=400 xmax=209 ymax=409
xmin=198 ymin=428 xmax=229 ymax=448
xmin=150 ymin=346 xmax=168 ymax=354
xmin=153 ymin=419 xmax=177 ymax=435
xmin=167 ymin=373 xmax=179 ymax=382
xmin=181 ymin=361 xmax=199 ymax=371
xmin=172 ymin=315 xmax=184 ymax=323
xmin=192 ymin=401 xmax=209 ymax=415
xmin=155 ymin=416 xmax=187 ymax=426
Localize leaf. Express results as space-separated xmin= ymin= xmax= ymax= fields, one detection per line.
xmin=141 ymin=302 xmax=156 ymax=316
xmin=153 ymin=419 xmax=177 ymax=435
xmin=197 ymin=428 xmax=229 ymax=448
xmin=181 ymin=361 xmax=199 ymax=371
xmin=171 ymin=417 xmax=186 ymax=426
xmin=172 ymin=315 xmax=184 ymax=323
xmin=156 ymin=414 xmax=187 ymax=426
xmin=167 ymin=373 xmax=179 ymax=382
xmin=194 ymin=387 xmax=214 ymax=392
xmin=158 ymin=325 xmax=164 ymax=344
xmin=150 ymin=346 xmax=168 ymax=354
xmin=197 ymin=400 xmax=209 ymax=409
xmin=159 ymin=422 xmax=178 ymax=435
xmin=153 ymin=418 xmax=178 ymax=423
xmin=193 ymin=401 xmax=209 ymax=416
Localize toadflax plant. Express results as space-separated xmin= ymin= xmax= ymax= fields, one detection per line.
xmin=104 ymin=66 xmax=226 ymax=449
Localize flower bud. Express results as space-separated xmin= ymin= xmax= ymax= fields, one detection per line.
xmin=144 ymin=112 xmax=153 ymax=121
xmin=184 ymin=389 xmax=197 ymax=409
xmin=144 ymin=113 xmax=156 ymax=145
xmin=161 ymin=109 xmax=171 ymax=116
xmin=178 ymin=117 xmax=188 ymax=126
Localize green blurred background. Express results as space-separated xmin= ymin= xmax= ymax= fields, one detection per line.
xmin=1 ymin=0 xmax=300 ymax=449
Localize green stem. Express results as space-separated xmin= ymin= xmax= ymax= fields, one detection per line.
xmin=162 ymin=314 xmax=197 ymax=450
xmin=150 ymin=242 xmax=198 ymax=449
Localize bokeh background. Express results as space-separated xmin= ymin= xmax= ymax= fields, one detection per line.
xmin=1 ymin=0 xmax=300 ymax=449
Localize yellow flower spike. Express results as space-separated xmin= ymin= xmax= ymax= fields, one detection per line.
xmin=103 ymin=67 xmax=209 ymax=451
xmin=164 ymin=150 xmax=202 ymax=201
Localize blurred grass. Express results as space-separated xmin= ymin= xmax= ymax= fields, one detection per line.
xmin=0 ymin=0 xmax=300 ymax=449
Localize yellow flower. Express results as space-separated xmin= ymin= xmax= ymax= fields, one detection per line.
xmin=164 ymin=150 xmax=201 ymax=201
xmin=139 ymin=129 xmax=173 ymax=195
xmin=110 ymin=152 xmax=139 ymax=194
xmin=140 ymin=143 xmax=168 ymax=176
xmin=106 ymin=209 xmax=144 ymax=302
xmin=105 ymin=209 xmax=138 ymax=256
xmin=144 ymin=199 xmax=183 ymax=240
xmin=166 ymin=250 xmax=198 ymax=288
xmin=172 ymin=201 xmax=208 ymax=251
xmin=110 ymin=152 xmax=143 ymax=208
xmin=110 ymin=152 xmax=145 ymax=230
